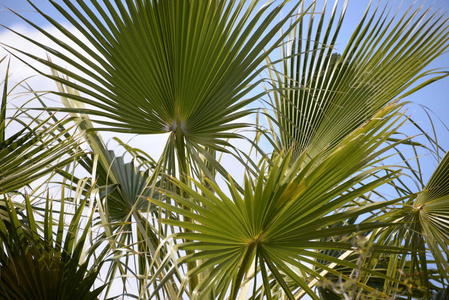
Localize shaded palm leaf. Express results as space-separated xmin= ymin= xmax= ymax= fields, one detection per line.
xmin=0 ymin=193 xmax=105 ymax=300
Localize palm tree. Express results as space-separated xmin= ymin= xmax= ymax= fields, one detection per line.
xmin=1 ymin=0 xmax=449 ymax=299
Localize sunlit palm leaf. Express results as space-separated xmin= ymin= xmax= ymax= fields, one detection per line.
xmin=268 ymin=1 xmax=449 ymax=158
xmin=150 ymin=104 xmax=410 ymax=299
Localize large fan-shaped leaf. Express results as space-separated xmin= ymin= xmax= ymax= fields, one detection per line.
xmin=10 ymin=0 xmax=302 ymax=152
xmin=413 ymin=152 xmax=449 ymax=287
xmin=268 ymin=1 xmax=449 ymax=158
xmin=150 ymin=103 xmax=410 ymax=299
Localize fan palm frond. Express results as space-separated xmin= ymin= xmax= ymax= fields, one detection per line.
xmin=268 ymin=1 xmax=449 ymax=158
xmin=150 ymin=103 xmax=411 ymax=299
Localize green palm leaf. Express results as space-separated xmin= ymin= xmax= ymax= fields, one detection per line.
xmin=10 ymin=0 xmax=302 ymax=152
xmin=0 ymin=193 xmax=105 ymax=300
xmin=0 ymin=58 xmax=82 ymax=194
xmin=268 ymin=1 xmax=449 ymax=158
xmin=150 ymin=103 xmax=410 ymax=299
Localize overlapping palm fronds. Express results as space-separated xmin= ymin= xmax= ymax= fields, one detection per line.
xmin=150 ymin=103 xmax=416 ymax=299
xmin=1 ymin=0 xmax=449 ymax=299
xmin=0 ymin=57 xmax=82 ymax=194
xmin=51 ymin=79 xmax=181 ymax=299
xmin=366 ymin=151 xmax=449 ymax=299
xmin=0 ymin=193 xmax=104 ymax=300
xmin=256 ymin=1 xmax=449 ymax=298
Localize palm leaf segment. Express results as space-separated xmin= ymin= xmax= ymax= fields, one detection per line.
xmin=97 ymin=151 xmax=154 ymax=221
xmin=402 ymin=152 xmax=449 ymax=293
xmin=54 ymin=84 xmax=176 ymax=298
xmin=151 ymin=104 xmax=409 ymax=299
xmin=269 ymin=1 xmax=449 ymax=158
xmin=0 ymin=58 xmax=81 ymax=194
xmin=0 ymin=195 xmax=104 ymax=300
xmin=12 ymin=0 xmax=300 ymax=152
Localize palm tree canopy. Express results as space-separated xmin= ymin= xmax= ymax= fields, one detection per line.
xmin=1 ymin=0 xmax=449 ymax=299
